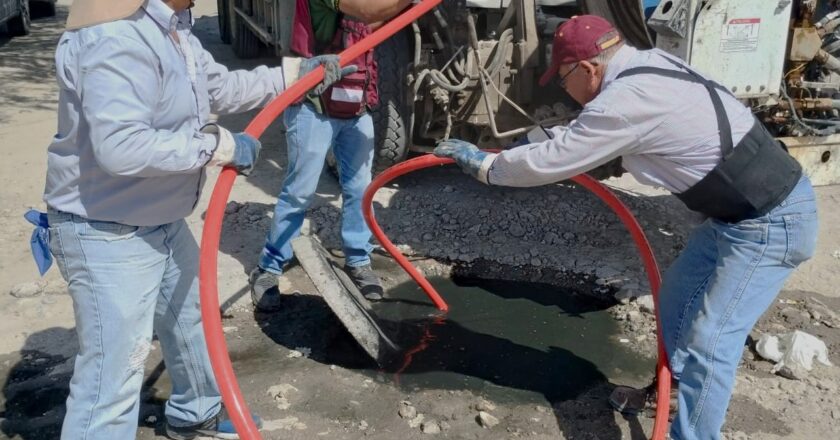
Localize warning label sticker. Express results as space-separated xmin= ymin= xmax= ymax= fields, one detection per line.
xmin=720 ymin=18 xmax=761 ymax=53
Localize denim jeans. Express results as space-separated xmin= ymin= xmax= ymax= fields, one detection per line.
xmin=659 ymin=176 xmax=818 ymax=440
xmin=259 ymin=103 xmax=375 ymax=273
xmin=47 ymin=211 xmax=221 ymax=439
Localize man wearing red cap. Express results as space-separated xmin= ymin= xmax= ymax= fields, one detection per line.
xmin=435 ymin=15 xmax=818 ymax=440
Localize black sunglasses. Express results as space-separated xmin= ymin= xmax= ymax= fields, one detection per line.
xmin=556 ymin=63 xmax=579 ymax=88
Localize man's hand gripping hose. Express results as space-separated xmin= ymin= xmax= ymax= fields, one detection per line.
xmin=198 ymin=1 xmax=672 ymax=438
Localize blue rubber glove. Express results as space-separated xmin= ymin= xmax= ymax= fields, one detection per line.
xmin=231 ymin=132 xmax=261 ymax=176
xmin=299 ymin=55 xmax=359 ymax=96
xmin=433 ymin=139 xmax=490 ymax=180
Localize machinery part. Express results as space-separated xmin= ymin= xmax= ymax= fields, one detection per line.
xmin=790 ymin=27 xmax=823 ymax=61
xmin=779 ymin=133 xmax=840 ymax=186
xmin=647 ymin=0 xmax=691 ymax=38
xmin=30 ymin=0 xmax=56 ymax=19
xmin=581 ymin=0 xmax=654 ymax=49
xmin=815 ymin=48 xmax=840 ymax=74
xmin=199 ymin=2 xmax=444 ymax=438
xmin=231 ymin=1 xmax=262 ymax=58
xmin=654 ymin=0 xmax=794 ymax=99
xmin=218 ymin=0 xmax=232 ymax=44
xmin=373 ymin=30 xmax=413 ymax=171
xmin=290 ymin=236 xmax=401 ymax=366
xmin=362 ymin=153 xmax=671 ymax=440
xmin=778 ymin=97 xmax=840 ymax=111
xmin=7 ymin=0 xmax=31 ymax=37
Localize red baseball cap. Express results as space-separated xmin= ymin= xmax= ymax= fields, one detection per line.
xmin=539 ymin=15 xmax=622 ymax=87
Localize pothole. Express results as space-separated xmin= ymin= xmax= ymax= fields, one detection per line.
xmin=369 ymin=276 xmax=655 ymax=403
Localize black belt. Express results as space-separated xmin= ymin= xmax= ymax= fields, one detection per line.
xmin=616 ymin=56 xmax=802 ymax=222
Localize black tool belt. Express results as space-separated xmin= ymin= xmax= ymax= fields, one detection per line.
xmin=617 ymin=56 xmax=802 ymax=223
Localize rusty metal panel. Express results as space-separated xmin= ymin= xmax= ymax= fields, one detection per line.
xmin=781 ymin=135 xmax=840 ymax=186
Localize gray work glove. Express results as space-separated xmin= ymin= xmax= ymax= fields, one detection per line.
xmin=433 ymin=139 xmax=493 ymax=182
xmin=204 ymin=125 xmax=262 ymax=176
xmin=230 ymin=132 xmax=261 ymax=176
xmin=299 ymin=55 xmax=359 ymax=96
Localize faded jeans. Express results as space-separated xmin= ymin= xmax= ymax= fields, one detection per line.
xmin=47 ymin=210 xmax=221 ymax=439
xmin=659 ymin=176 xmax=818 ymax=440
xmin=259 ymin=103 xmax=375 ymax=274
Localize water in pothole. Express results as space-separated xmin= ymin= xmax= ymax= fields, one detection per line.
xmin=370 ymin=276 xmax=654 ymax=403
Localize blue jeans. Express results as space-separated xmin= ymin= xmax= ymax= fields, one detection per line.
xmin=659 ymin=177 xmax=818 ymax=440
xmin=47 ymin=211 xmax=221 ymax=439
xmin=259 ymin=103 xmax=375 ymax=273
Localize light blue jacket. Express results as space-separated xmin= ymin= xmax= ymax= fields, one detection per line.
xmin=43 ymin=0 xmax=287 ymax=226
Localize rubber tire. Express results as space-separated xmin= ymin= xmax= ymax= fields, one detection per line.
xmin=218 ymin=0 xmax=231 ymax=44
xmin=230 ymin=1 xmax=261 ymax=58
xmin=29 ymin=0 xmax=55 ymax=19
xmin=7 ymin=0 xmax=31 ymax=37
xmin=371 ymin=30 xmax=412 ymax=173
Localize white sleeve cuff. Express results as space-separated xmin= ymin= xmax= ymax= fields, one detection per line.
xmin=202 ymin=124 xmax=237 ymax=167
xmin=281 ymin=57 xmax=303 ymax=89
xmin=477 ymin=153 xmax=498 ymax=185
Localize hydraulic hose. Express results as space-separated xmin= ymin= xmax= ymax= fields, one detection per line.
xmin=362 ymin=154 xmax=672 ymax=440
xmin=198 ymin=1 xmax=443 ymax=439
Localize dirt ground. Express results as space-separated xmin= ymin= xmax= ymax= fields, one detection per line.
xmin=0 ymin=2 xmax=839 ymax=439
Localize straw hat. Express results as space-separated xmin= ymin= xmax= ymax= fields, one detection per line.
xmin=66 ymin=0 xmax=146 ymax=30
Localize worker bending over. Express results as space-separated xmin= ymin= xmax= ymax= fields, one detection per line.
xmin=435 ymin=15 xmax=818 ymax=440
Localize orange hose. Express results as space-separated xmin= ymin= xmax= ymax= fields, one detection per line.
xmin=198 ymin=1 xmax=443 ymax=439
xmin=362 ymin=154 xmax=672 ymax=440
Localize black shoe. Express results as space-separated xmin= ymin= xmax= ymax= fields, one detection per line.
xmin=165 ymin=406 xmax=262 ymax=439
xmin=609 ymin=379 xmax=678 ymax=420
xmin=248 ymin=267 xmax=283 ymax=312
xmin=344 ymin=264 xmax=384 ymax=301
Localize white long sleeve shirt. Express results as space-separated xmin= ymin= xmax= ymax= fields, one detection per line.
xmin=43 ymin=0 xmax=295 ymax=226
xmin=480 ymin=45 xmax=756 ymax=193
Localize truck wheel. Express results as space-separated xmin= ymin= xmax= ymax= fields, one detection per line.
xmin=218 ymin=0 xmax=231 ymax=43
xmin=30 ymin=1 xmax=56 ymax=19
xmin=7 ymin=0 xmax=31 ymax=36
xmin=371 ymin=30 xmax=412 ymax=173
xmin=230 ymin=1 xmax=261 ymax=58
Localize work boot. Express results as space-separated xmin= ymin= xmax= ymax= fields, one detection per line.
xmin=248 ymin=267 xmax=283 ymax=312
xmin=609 ymin=379 xmax=678 ymax=421
xmin=344 ymin=264 xmax=384 ymax=301
xmin=165 ymin=405 xmax=262 ymax=439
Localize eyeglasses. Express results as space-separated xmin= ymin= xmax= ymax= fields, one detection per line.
xmin=556 ymin=63 xmax=579 ymax=89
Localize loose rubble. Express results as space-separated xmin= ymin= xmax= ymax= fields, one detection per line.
xmin=477 ymin=411 xmax=500 ymax=428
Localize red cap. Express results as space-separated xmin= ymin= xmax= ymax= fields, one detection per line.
xmin=539 ymin=15 xmax=621 ymax=86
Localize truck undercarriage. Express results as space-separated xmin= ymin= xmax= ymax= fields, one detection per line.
xmin=218 ymin=0 xmax=839 ymax=184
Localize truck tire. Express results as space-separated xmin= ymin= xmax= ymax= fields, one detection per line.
xmin=231 ymin=1 xmax=261 ymax=58
xmin=371 ymin=30 xmax=412 ymax=173
xmin=7 ymin=0 xmax=31 ymax=37
xmin=30 ymin=1 xmax=56 ymax=19
xmin=218 ymin=0 xmax=231 ymax=43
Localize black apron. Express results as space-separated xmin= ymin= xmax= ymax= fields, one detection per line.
xmin=616 ymin=57 xmax=802 ymax=223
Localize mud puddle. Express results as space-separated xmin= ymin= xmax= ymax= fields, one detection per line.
xmin=370 ymin=276 xmax=654 ymax=403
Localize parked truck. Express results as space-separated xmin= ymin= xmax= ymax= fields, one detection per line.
xmin=217 ymin=0 xmax=839 ymax=185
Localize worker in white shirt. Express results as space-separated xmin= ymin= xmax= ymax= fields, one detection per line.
xmin=434 ymin=15 xmax=818 ymax=440
xmin=33 ymin=0 xmax=357 ymax=438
